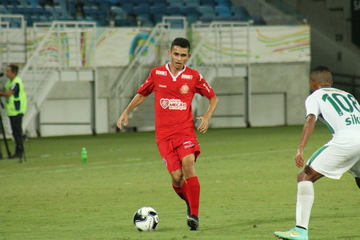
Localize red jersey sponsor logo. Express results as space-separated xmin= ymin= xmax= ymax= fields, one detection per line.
xmin=160 ymin=98 xmax=187 ymax=110
xmin=181 ymin=74 xmax=193 ymax=79
xmin=156 ymin=70 xmax=167 ymax=76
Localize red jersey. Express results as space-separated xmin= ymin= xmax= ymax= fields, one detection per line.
xmin=137 ymin=63 xmax=216 ymax=143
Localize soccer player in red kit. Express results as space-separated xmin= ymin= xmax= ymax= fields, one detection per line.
xmin=117 ymin=37 xmax=218 ymax=230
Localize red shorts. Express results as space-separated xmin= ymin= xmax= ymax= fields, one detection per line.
xmin=157 ymin=134 xmax=201 ymax=172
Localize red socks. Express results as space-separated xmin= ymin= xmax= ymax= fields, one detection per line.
xmin=172 ymin=181 xmax=188 ymax=202
xmin=173 ymin=176 xmax=200 ymax=217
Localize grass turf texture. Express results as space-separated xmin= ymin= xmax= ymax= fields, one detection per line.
xmin=1 ymin=125 xmax=359 ymax=240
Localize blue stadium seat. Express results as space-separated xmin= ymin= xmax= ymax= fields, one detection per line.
xmin=184 ymin=1 xmax=200 ymax=8
xmin=136 ymin=14 xmax=153 ymax=26
xmin=104 ymin=0 xmax=119 ymax=5
xmin=198 ymin=5 xmax=215 ymax=16
xmin=5 ymin=5 xmax=16 ymax=14
xmin=168 ymin=2 xmax=183 ymax=8
xmin=215 ymin=5 xmax=232 ymax=17
xmin=199 ymin=0 xmax=215 ymax=7
xmin=186 ymin=16 xmax=198 ymax=27
xmin=28 ymin=0 xmax=39 ymax=7
xmin=164 ymin=18 xmax=184 ymax=28
xmin=153 ymin=14 xmax=165 ymax=23
xmin=151 ymin=4 xmax=166 ymax=23
xmin=150 ymin=2 xmax=166 ymax=13
xmin=134 ymin=4 xmax=151 ymax=15
xmin=0 ymin=6 xmax=7 ymax=14
xmin=148 ymin=0 xmax=166 ymax=5
xmin=111 ymin=6 xmax=127 ymax=16
xmin=182 ymin=6 xmax=200 ymax=19
xmin=120 ymin=2 xmax=135 ymax=15
xmin=134 ymin=0 xmax=152 ymax=6
xmin=18 ymin=0 xmax=29 ymax=7
xmin=215 ymin=0 xmax=232 ymax=7
xmin=166 ymin=6 xmax=183 ymax=16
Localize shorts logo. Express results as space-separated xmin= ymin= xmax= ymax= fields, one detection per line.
xmin=182 ymin=74 xmax=193 ymax=79
xmin=156 ymin=70 xmax=167 ymax=76
xmin=183 ymin=141 xmax=195 ymax=148
xmin=162 ymin=158 xmax=168 ymax=167
xmin=160 ymin=98 xmax=187 ymax=110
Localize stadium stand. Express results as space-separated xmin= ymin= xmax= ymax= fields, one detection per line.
xmin=0 ymin=0 xmax=260 ymax=27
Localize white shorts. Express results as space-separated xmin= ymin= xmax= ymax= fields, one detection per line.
xmin=307 ymin=138 xmax=360 ymax=179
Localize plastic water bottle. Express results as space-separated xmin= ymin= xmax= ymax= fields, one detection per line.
xmin=81 ymin=147 xmax=87 ymax=164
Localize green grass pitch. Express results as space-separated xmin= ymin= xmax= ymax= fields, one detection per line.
xmin=1 ymin=125 xmax=359 ymax=240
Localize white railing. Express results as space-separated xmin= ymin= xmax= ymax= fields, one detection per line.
xmin=20 ymin=21 xmax=97 ymax=131
xmin=109 ymin=22 xmax=172 ymax=124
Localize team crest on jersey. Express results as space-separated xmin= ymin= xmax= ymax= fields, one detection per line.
xmin=180 ymin=84 xmax=189 ymax=94
xmin=156 ymin=70 xmax=167 ymax=76
xmin=181 ymin=74 xmax=193 ymax=79
xmin=160 ymin=98 xmax=187 ymax=110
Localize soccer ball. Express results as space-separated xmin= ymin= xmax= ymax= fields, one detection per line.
xmin=133 ymin=207 xmax=159 ymax=231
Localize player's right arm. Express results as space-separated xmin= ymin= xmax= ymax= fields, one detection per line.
xmin=117 ymin=94 xmax=148 ymax=129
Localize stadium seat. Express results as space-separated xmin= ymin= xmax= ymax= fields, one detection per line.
xmin=120 ymin=2 xmax=135 ymax=15
xmin=182 ymin=6 xmax=200 ymax=19
xmin=104 ymin=0 xmax=119 ymax=5
xmin=111 ymin=6 xmax=127 ymax=17
xmin=215 ymin=0 xmax=232 ymax=7
xmin=136 ymin=14 xmax=153 ymax=26
xmin=134 ymin=4 xmax=151 ymax=15
xmin=215 ymin=5 xmax=232 ymax=17
xmin=166 ymin=6 xmax=183 ymax=16
xmin=184 ymin=1 xmax=200 ymax=8
xmin=199 ymin=0 xmax=215 ymax=7
xmin=198 ymin=5 xmax=215 ymax=16
xmin=5 ymin=5 xmax=16 ymax=13
xmin=164 ymin=18 xmax=184 ymax=28
xmin=168 ymin=2 xmax=183 ymax=8
xmin=186 ymin=16 xmax=198 ymax=27
xmin=18 ymin=0 xmax=29 ymax=7
xmin=0 ymin=6 xmax=7 ymax=14
xmin=134 ymin=0 xmax=152 ymax=6
xmin=28 ymin=0 xmax=39 ymax=7
xmin=150 ymin=2 xmax=166 ymax=12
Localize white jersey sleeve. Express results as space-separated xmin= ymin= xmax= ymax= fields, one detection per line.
xmin=305 ymin=87 xmax=360 ymax=135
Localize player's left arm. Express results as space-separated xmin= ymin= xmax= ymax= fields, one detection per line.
xmin=295 ymin=114 xmax=316 ymax=168
xmin=196 ymin=95 xmax=219 ymax=133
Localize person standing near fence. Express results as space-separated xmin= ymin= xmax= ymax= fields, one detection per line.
xmin=0 ymin=64 xmax=27 ymax=160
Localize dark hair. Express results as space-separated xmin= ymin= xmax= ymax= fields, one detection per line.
xmin=311 ymin=65 xmax=331 ymax=73
xmin=310 ymin=65 xmax=332 ymax=85
xmin=8 ymin=64 xmax=19 ymax=75
xmin=170 ymin=37 xmax=191 ymax=52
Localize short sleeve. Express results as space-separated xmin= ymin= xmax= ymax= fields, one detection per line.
xmin=305 ymin=94 xmax=320 ymax=120
xmin=137 ymin=70 xmax=155 ymax=96
xmin=195 ymin=73 xmax=215 ymax=99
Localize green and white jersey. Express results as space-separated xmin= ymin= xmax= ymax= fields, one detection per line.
xmin=305 ymin=87 xmax=360 ymax=135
